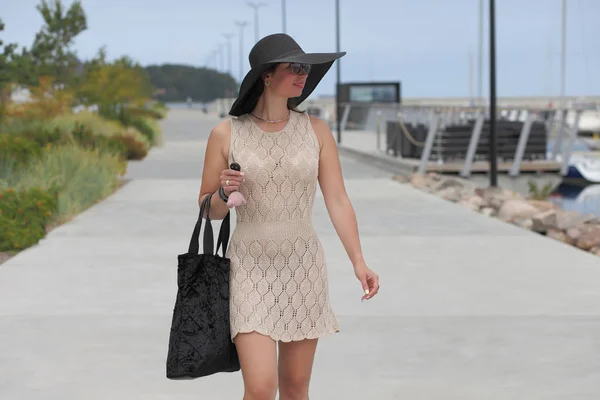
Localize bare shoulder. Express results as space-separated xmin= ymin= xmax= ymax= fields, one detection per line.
xmin=308 ymin=114 xmax=333 ymax=151
xmin=210 ymin=118 xmax=231 ymax=140
xmin=207 ymin=118 xmax=232 ymax=159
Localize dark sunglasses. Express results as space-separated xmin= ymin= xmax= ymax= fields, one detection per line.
xmin=287 ymin=63 xmax=311 ymax=75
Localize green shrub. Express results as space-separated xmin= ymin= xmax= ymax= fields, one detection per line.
xmin=21 ymin=126 xmax=69 ymax=148
xmin=0 ymin=187 xmax=58 ymax=251
xmin=47 ymin=112 xmax=151 ymax=160
xmin=0 ymin=117 xmax=47 ymax=136
xmin=128 ymin=117 xmax=160 ymax=145
xmin=70 ymin=123 xmax=129 ymax=160
xmin=17 ymin=144 xmax=123 ymax=221
xmin=125 ymin=105 xmax=165 ymax=120
xmin=0 ymin=134 xmax=43 ymax=166
xmin=49 ymin=112 xmax=150 ymax=145
xmin=112 ymin=133 xmax=148 ymax=160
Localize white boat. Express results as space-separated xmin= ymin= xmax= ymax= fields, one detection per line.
xmin=566 ymin=152 xmax=600 ymax=183
xmin=549 ymin=139 xmax=600 ymax=184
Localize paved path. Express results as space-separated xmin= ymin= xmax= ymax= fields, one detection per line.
xmin=1 ymin=109 xmax=600 ymax=399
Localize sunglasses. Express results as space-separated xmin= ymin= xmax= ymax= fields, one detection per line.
xmin=287 ymin=63 xmax=311 ymax=75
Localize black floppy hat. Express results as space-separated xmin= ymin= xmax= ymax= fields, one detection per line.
xmin=229 ymin=33 xmax=346 ymax=117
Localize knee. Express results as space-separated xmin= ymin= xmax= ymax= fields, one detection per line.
xmin=278 ymin=374 xmax=311 ymax=400
xmin=244 ymin=379 xmax=277 ymax=400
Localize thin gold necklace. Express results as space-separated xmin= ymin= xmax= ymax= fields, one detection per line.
xmin=251 ymin=110 xmax=290 ymax=124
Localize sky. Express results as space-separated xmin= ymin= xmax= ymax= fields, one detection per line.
xmin=2 ymin=0 xmax=599 ymax=99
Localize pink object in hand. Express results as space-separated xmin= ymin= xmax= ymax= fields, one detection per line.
xmin=227 ymin=191 xmax=246 ymax=208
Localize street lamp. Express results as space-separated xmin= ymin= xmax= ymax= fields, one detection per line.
xmin=335 ymin=0 xmax=341 ymax=144
xmin=235 ymin=20 xmax=248 ymax=86
xmin=218 ymin=44 xmax=225 ymax=71
xmin=247 ymin=1 xmax=267 ymax=43
xmin=489 ymin=0 xmax=498 ymax=187
xmin=282 ymin=0 xmax=286 ymax=33
xmin=223 ymin=33 xmax=234 ymax=76
xmin=478 ymin=0 xmax=484 ymax=106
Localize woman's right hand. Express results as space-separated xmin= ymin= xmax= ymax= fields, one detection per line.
xmin=220 ymin=168 xmax=245 ymax=196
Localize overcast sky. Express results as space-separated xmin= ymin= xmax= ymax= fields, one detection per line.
xmin=2 ymin=0 xmax=599 ymax=99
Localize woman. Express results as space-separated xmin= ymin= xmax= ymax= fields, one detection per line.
xmin=199 ymin=33 xmax=379 ymax=400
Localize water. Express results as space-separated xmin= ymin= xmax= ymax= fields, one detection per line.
xmin=553 ymin=183 xmax=600 ymax=217
xmin=470 ymin=174 xmax=600 ymax=217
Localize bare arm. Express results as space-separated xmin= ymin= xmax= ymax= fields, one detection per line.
xmin=311 ymin=116 xmax=366 ymax=268
xmin=198 ymin=120 xmax=234 ymax=220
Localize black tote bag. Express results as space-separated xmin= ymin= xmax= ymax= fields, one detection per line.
xmin=166 ymin=193 xmax=241 ymax=379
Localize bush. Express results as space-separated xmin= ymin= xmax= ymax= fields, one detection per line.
xmin=0 ymin=187 xmax=58 ymax=251
xmin=46 ymin=112 xmax=151 ymax=160
xmin=125 ymin=105 xmax=165 ymax=120
xmin=70 ymin=123 xmax=129 ymax=160
xmin=0 ymin=134 xmax=43 ymax=166
xmin=128 ymin=117 xmax=162 ymax=145
xmin=16 ymin=145 xmax=124 ymax=221
xmin=48 ymin=112 xmax=150 ymax=145
xmin=112 ymin=133 xmax=148 ymax=160
xmin=0 ymin=117 xmax=48 ymax=136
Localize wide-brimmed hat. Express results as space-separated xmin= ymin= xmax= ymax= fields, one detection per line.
xmin=229 ymin=33 xmax=346 ymax=117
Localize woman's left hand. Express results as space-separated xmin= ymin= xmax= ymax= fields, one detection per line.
xmin=354 ymin=264 xmax=379 ymax=301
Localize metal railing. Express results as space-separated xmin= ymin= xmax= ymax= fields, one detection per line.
xmin=332 ymin=101 xmax=599 ymax=177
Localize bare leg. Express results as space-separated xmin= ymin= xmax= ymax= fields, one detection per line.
xmin=277 ymin=338 xmax=319 ymax=400
xmin=234 ymin=332 xmax=278 ymax=400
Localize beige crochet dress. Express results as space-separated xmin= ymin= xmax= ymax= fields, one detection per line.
xmin=226 ymin=110 xmax=340 ymax=342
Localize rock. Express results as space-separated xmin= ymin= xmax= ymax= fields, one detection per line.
xmin=531 ymin=210 xmax=558 ymax=233
xmin=458 ymin=199 xmax=479 ymax=211
xmin=527 ymin=200 xmax=558 ymax=212
xmin=436 ymin=187 xmax=462 ymax=202
xmin=410 ymin=174 xmax=430 ymax=190
xmin=566 ymin=228 xmax=582 ymax=242
xmin=582 ymin=215 xmax=600 ymax=225
xmin=479 ymin=187 xmax=522 ymax=210
xmin=432 ymin=177 xmax=468 ymax=191
xmin=458 ymin=195 xmax=484 ymax=211
xmin=466 ymin=195 xmax=484 ymax=208
xmin=547 ymin=228 xmax=572 ymax=244
xmin=392 ymin=175 xmax=410 ymax=184
xmin=555 ymin=210 xmax=592 ymax=231
xmin=575 ymin=227 xmax=600 ymax=251
xmin=512 ymin=217 xmax=534 ymax=230
xmin=498 ymin=199 xmax=540 ymax=221
xmin=480 ymin=207 xmax=495 ymax=217
xmin=591 ymin=247 xmax=600 ymax=257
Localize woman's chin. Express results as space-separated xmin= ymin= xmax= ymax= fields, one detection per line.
xmin=291 ymin=87 xmax=304 ymax=97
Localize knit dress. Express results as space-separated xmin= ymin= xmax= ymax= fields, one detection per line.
xmin=225 ymin=110 xmax=340 ymax=343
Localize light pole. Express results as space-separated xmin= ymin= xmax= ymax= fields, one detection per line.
xmin=478 ymin=0 xmax=484 ymax=106
xmin=212 ymin=49 xmax=219 ymax=71
xmin=223 ymin=33 xmax=234 ymax=77
xmin=216 ymin=44 xmax=225 ymax=72
xmin=282 ymin=0 xmax=286 ymax=33
xmin=489 ymin=0 xmax=498 ymax=187
xmin=247 ymin=1 xmax=267 ymax=43
xmin=235 ymin=20 xmax=248 ymax=86
xmin=335 ymin=0 xmax=341 ymax=144
xmin=560 ymin=0 xmax=566 ymax=109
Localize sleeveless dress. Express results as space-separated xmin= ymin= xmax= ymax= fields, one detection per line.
xmin=226 ymin=110 xmax=340 ymax=343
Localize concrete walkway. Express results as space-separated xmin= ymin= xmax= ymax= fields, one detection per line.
xmin=1 ymin=109 xmax=600 ymax=399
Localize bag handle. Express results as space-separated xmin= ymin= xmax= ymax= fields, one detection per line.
xmin=187 ymin=192 xmax=231 ymax=257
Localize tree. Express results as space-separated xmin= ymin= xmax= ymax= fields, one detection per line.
xmin=144 ymin=64 xmax=237 ymax=103
xmin=29 ymin=0 xmax=87 ymax=88
xmin=77 ymin=49 xmax=154 ymax=117
xmin=0 ymin=18 xmax=19 ymax=108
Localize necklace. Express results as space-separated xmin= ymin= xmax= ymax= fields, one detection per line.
xmin=251 ymin=111 xmax=290 ymax=124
